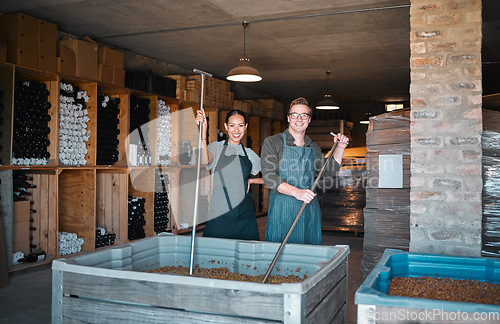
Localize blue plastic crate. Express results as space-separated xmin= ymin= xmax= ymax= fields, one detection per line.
xmin=356 ymin=249 xmax=500 ymax=318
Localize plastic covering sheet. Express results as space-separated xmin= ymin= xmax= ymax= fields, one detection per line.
xmin=482 ymin=130 xmax=500 ymax=257
xmin=362 ymin=109 xmax=410 ymax=278
xmin=317 ymin=171 xmax=366 ymax=232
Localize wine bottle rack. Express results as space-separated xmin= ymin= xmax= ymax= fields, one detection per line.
xmin=0 ymin=61 xmax=224 ymax=272
xmin=12 ymin=81 xmax=52 ymax=166
xmin=96 ymin=93 xmax=120 ymax=165
xmin=59 ymin=81 xmax=91 ymax=166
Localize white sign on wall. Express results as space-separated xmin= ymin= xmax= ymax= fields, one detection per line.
xmin=378 ymin=154 xmax=403 ymax=188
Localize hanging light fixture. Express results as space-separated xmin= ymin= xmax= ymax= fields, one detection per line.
xmin=359 ymin=113 xmax=372 ymax=124
xmin=316 ymin=70 xmax=340 ymax=110
xmin=227 ymin=21 xmax=262 ymax=82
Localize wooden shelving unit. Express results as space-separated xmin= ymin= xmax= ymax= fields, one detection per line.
xmin=0 ymin=61 xmax=291 ymax=273
xmin=0 ymin=62 xmax=212 ymax=272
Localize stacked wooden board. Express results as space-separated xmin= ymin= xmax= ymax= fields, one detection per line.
xmin=482 ymin=109 xmax=500 ymax=257
xmin=362 ymin=109 xmax=410 ymax=278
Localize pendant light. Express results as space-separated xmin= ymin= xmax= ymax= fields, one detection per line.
xmin=316 ymin=70 xmax=340 ymax=110
xmin=226 ymin=21 xmax=262 ymax=82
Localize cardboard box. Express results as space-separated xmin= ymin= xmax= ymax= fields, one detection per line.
xmin=98 ymin=46 xmax=124 ymax=69
xmin=8 ymin=45 xmax=38 ymax=68
xmin=57 ymin=45 xmax=76 ymax=77
xmin=14 ymin=201 xmax=31 ymax=223
xmin=38 ymin=19 xmax=57 ymax=72
xmin=98 ymin=64 xmax=114 ymax=84
xmin=165 ymin=75 xmax=186 ymax=99
xmin=0 ymin=13 xmax=39 ymax=46
xmin=0 ymin=13 xmax=39 ymax=68
xmin=39 ymin=19 xmax=57 ymax=40
xmin=0 ymin=13 xmax=58 ymax=71
xmin=39 ymin=47 xmax=57 ymax=72
xmin=233 ymin=100 xmax=251 ymax=114
xmin=59 ymin=38 xmax=98 ymax=80
xmin=113 ymin=67 xmax=125 ymax=87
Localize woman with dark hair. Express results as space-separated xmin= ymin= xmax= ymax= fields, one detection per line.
xmin=195 ymin=109 xmax=263 ymax=240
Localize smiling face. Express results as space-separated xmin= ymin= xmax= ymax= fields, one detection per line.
xmin=287 ymin=103 xmax=311 ymax=134
xmin=224 ymin=113 xmax=247 ymax=145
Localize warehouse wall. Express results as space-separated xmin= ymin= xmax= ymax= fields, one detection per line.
xmin=409 ymin=0 xmax=483 ymax=256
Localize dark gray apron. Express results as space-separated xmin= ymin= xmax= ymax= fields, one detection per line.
xmin=203 ymin=140 xmax=259 ymax=240
xmin=265 ymin=133 xmax=322 ymax=245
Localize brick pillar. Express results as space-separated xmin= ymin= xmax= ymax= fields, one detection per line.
xmin=409 ymin=0 xmax=482 ymax=256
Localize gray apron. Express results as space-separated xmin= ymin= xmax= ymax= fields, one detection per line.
xmin=265 ymin=133 xmax=322 ymax=245
xmin=203 ymin=140 xmax=259 ymax=240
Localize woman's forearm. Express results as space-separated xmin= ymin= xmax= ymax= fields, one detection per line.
xmin=248 ymin=177 xmax=264 ymax=185
xmin=200 ymin=140 xmax=209 ymax=165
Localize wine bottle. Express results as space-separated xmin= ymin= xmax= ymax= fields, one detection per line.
xmin=13 ymin=191 xmax=32 ymax=200
xmin=21 ymin=250 xmax=46 ymax=263
xmin=14 ymin=179 xmax=37 ymax=189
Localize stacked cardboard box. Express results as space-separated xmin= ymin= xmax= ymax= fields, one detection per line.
xmin=183 ymin=75 xmax=233 ymax=109
xmin=244 ymin=99 xmax=266 ymax=117
xmin=165 ymin=75 xmax=187 ymax=100
xmin=362 ymin=109 xmax=411 ymax=278
xmin=482 ymin=109 xmax=500 ymax=258
xmin=259 ymin=99 xmax=285 ymax=121
xmin=57 ymin=44 xmax=76 ymax=76
xmin=0 ymin=13 xmax=58 ymax=72
xmin=97 ymin=46 xmax=125 ymax=86
xmin=184 ymin=78 xmax=202 ymax=103
xmin=232 ymin=100 xmax=251 ymax=114
xmin=58 ymin=37 xmax=98 ymax=80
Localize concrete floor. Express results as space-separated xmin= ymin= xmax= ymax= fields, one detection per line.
xmin=0 ymin=219 xmax=363 ymax=324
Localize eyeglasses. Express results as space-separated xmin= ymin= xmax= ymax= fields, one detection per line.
xmin=288 ymin=112 xmax=311 ymax=120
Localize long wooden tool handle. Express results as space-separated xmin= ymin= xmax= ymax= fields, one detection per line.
xmin=262 ymin=140 xmax=339 ymax=283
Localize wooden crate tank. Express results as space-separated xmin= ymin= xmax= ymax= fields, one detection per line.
xmin=52 ymin=235 xmax=349 ymax=323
